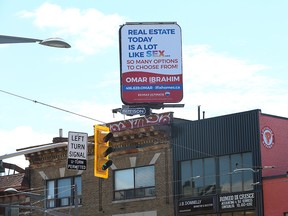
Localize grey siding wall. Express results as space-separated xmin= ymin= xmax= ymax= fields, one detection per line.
xmin=173 ymin=110 xmax=261 ymax=160
xmin=172 ymin=109 xmax=263 ymax=215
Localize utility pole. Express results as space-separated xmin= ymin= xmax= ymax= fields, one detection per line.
xmin=73 ymin=184 xmax=79 ymax=216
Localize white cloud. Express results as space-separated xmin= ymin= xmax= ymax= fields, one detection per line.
xmin=177 ymin=45 xmax=288 ymax=119
xmin=0 ymin=126 xmax=54 ymax=168
xmin=183 ymin=45 xmax=270 ymax=89
xmin=5 ymin=7 xmax=288 ymax=170
xmin=43 ymin=44 xmax=288 ymax=122
xmin=20 ymin=3 xmax=127 ymax=54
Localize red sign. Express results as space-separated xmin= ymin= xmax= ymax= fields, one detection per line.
xmin=261 ymin=126 xmax=275 ymax=149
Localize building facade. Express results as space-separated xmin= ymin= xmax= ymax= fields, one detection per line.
xmin=2 ymin=109 xmax=287 ymax=216
xmin=0 ymin=163 xmax=30 ymax=215
xmin=172 ymin=109 xmax=288 ymax=216
xmin=24 ymin=112 xmax=178 ymax=216
xmin=260 ymin=113 xmax=288 ymax=215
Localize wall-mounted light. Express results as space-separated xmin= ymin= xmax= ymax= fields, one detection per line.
xmin=232 ymin=165 xmax=275 ymax=174
xmin=191 ymin=175 xmax=200 ymax=180
xmin=250 ymin=182 xmax=260 ymax=186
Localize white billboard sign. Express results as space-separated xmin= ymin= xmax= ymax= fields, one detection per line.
xmin=119 ymin=22 xmax=183 ymax=104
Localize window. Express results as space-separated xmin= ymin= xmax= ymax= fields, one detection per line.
xmin=46 ymin=176 xmax=81 ymax=208
xmin=180 ymin=152 xmax=253 ymax=196
xmin=221 ymin=211 xmax=255 ymax=216
xmin=114 ymin=165 xmax=155 ymax=200
xmin=181 ymin=157 xmax=216 ymax=197
xmin=219 ymin=152 xmax=253 ymax=193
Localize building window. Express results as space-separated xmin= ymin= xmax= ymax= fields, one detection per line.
xmin=114 ymin=165 xmax=155 ymax=200
xmin=180 ymin=152 xmax=253 ymax=196
xmin=46 ymin=176 xmax=81 ymax=208
xmin=181 ymin=157 xmax=216 ymax=197
xmin=219 ymin=152 xmax=253 ymax=193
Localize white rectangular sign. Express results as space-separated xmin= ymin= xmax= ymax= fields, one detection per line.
xmin=119 ymin=22 xmax=183 ymax=104
xmin=67 ymin=131 xmax=88 ymax=170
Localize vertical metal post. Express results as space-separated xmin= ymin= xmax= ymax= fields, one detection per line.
xmin=99 ymin=179 xmax=103 ymax=212
xmin=73 ymin=184 xmax=78 ymax=216
xmin=44 ymin=180 xmax=47 ymax=216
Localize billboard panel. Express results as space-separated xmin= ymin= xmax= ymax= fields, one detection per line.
xmin=119 ymin=22 xmax=183 ymax=104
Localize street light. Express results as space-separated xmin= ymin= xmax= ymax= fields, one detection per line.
xmin=3 ymin=187 xmax=70 ymax=216
xmin=232 ymin=165 xmax=276 ymax=174
xmin=4 ymin=187 xmax=79 ymax=216
xmin=0 ymin=35 xmax=71 ymax=48
xmin=4 ymin=187 xmax=44 ymax=200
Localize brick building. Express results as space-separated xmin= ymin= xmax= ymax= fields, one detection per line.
xmin=23 ymin=112 xmax=184 ymax=216
xmin=0 ymin=162 xmax=30 ymax=215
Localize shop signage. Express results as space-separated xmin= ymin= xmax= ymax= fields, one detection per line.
xmin=219 ymin=192 xmax=255 ymax=210
xmin=261 ymin=126 xmax=275 ymax=149
xmin=178 ymin=196 xmax=215 ymax=213
xmin=119 ymin=22 xmax=183 ymax=104
xmin=120 ymin=107 xmax=146 ymax=116
xmin=67 ymin=131 xmax=88 ymax=170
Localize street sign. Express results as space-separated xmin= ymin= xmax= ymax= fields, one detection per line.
xmin=120 ymin=107 xmax=146 ymax=116
xmin=67 ymin=131 xmax=88 ymax=170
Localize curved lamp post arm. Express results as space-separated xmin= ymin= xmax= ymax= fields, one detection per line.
xmin=0 ymin=35 xmax=71 ymax=48
xmin=4 ymin=187 xmax=44 ymax=200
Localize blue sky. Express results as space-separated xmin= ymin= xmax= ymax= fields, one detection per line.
xmin=1 ymin=0 xmax=288 ymax=167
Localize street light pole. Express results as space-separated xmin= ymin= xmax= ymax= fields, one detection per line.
xmin=73 ymin=184 xmax=79 ymax=216
xmin=0 ymin=35 xmax=71 ymax=48
xmin=4 ymin=187 xmax=76 ymax=216
xmin=4 ymin=187 xmax=44 ymax=200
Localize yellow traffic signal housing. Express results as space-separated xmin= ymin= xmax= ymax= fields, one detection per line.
xmin=94 ymin=125 xmax=113 ymax=178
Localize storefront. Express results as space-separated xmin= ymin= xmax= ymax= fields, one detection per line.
xmin=172 ymin=110 xmax=264 ymax=215
xmin=178 ymin=191 xmax=256 ymax=215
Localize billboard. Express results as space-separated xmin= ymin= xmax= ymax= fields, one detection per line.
xmin=119 ymin=22 xmax=183 ymax=104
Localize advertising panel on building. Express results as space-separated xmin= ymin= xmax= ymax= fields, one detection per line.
xmin=119 ymin=22 xmax=183 ymax=104
xmin=178 ymin=196 xmax=215 ymax=214
xmin=219 ymin=192 xmax=255 ymax=210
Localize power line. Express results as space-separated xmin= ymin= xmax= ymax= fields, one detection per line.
xmin=0 ymin=89 xmax=106 ymax=124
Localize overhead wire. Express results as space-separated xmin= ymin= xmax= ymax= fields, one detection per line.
xmin=0 ymin=89 xmax=106 ymax=124
xmin=1 ymin=89 xmax=288 ymax=201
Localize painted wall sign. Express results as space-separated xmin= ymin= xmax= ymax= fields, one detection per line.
xmin=261 ymin=126 xmax=275 ymax=149
xmin=119 ymin=22 xmax=183 ymax=104
xmin=109 ymin=112 xmax=173 ymax=132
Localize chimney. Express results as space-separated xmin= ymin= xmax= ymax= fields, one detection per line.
xmin=52 ymin=128 xmax=68 ymax=143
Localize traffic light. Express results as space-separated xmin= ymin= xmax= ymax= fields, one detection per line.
xmin=94 ymin=125 xmax=114 ymax=179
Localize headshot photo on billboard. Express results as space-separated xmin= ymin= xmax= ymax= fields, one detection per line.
xmin=119 ymin=22 xmax=183 ymax=105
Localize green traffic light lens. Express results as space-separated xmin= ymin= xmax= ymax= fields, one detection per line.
xmin=102 ymin=160 xmax=113 ymax=170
